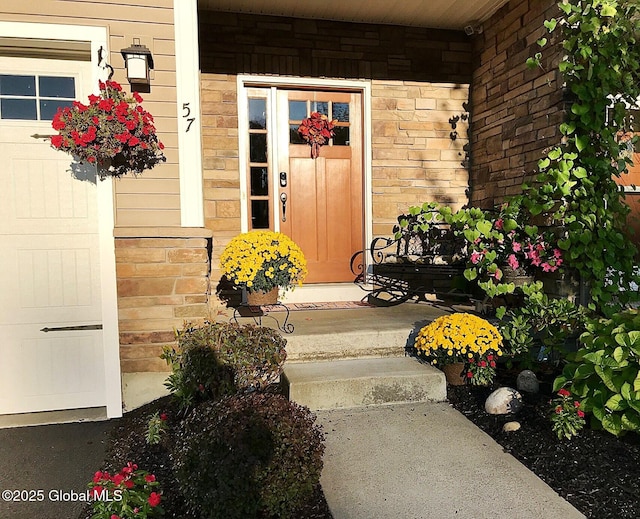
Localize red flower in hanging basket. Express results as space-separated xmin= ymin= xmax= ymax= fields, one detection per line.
xmin=50 ymin=80 xmax=166 ymax=179
xmin=297 ymin=112 xmax=337 ymax=159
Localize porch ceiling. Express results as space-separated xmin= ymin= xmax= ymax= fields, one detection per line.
xmin=198 ymin=0 xmax=509 ymax=30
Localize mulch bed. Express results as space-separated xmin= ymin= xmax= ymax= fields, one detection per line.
xmin=447 ymin=372 xmax=640 ymax=519
xmin=78 ymin=395 xmax=333 ymax=519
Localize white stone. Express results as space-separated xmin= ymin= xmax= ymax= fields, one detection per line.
xmin=485 ymin=387 xmax=523 ymax=415
xmin=503 ymin=421 xmax=521 ymax=432
xmin=516 ymin=369 xmax=540 ymax=394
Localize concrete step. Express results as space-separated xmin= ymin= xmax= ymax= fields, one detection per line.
xmin=282 ymin=305 xmax=444 ymax=361
xmin=281 ymin=356 xmax=446 ymax=410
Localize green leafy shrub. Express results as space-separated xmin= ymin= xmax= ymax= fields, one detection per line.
xmin=554 ymin=309 xmax=640 ymax=436
xmin=174 ymin=392 xmax=325 ymax=519
xmin=498 ymin=286 xmax=588 ymax=365
xmin=161 ymin=322 xmax=287 ymax=410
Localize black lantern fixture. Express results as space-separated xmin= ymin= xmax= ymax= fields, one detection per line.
xmin=120 ymin=38 xmax=154 ymax=90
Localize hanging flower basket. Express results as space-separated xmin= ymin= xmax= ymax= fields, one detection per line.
xmin=297 ymin=112 xmax=336 ymax=159
xmin=50 ymin=80 xmax=166 ymax=179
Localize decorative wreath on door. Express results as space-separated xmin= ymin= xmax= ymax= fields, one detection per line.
xmin=297 ymin=112 xmax=336 ymax=159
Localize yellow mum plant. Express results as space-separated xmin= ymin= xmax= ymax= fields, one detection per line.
xmin=415 ymin=313 xmax=503 ymax=385
xmin=220 ymin=231 xmax=308 ymax=293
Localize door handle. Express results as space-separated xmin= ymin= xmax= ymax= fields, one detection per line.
xmin=41 ymin=324 xmax=103 ymax=332
xmin=280 ymin=192 xmax=287 ymax=222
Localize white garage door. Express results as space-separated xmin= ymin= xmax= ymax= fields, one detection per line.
xmin=0 ymin=57 xmax=107 ymax=415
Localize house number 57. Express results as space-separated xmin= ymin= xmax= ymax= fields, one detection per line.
xmin=182 ymin=102 xmax=196 ymax=132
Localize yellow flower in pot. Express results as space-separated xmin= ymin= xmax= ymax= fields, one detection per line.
xmin=414 ymin=313 xmax=503 ymax=385
xmin=220 ymin=231 xmax=308 ymax=304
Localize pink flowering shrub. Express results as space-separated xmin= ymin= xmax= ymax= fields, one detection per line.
xmin=50 ymin=80 xmax=165 ymax=178
xmin=451 ymin=198 xmax=564 ymax=295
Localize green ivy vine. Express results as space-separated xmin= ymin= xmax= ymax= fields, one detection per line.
xmin=525 ymin=0 xmax=640 ymax=314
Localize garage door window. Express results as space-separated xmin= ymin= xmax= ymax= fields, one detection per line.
xmin=0 ymin=74 xmax=75 ymax=121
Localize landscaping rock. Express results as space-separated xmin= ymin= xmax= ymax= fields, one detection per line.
xmin=485 ymin=387 xmax=523 ymax=415
xmin=516 ymin=370 xmax=539 ymax=394
xmin=503 ymin=421 xmax=521 ymax=432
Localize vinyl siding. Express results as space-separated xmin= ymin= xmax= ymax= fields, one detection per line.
xmin=0 ymin=0 xmax=180 ymax=226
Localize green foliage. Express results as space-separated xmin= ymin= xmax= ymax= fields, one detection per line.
xmin=174 ymin=392 xmax=325 ymax=519
xmin=145 ymin=411 xmax=168 ymax=446
xmin=392 ymin=201 xmax=445 ymax=241
xmin=525 ymin=0 xmax=640 ymax=313
xmin=396 ymin=199 xmax=565 ymax=299
xmin=498 ymin=286 xmax=589 ymax=365
xmin=161 ymin=322 xmax=287 ymax=410
xmin=555 ymin=309 xmax=640 ymax=436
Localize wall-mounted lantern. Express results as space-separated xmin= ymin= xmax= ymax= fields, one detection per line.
xmin=120 ymin=38 xmax=154 ymax=90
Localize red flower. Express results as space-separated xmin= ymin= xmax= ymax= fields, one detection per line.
xmin=93 ymin=471 xmax=104 ymax=483
xmin=489 ymin=361 xmax=496 ymax=368
xmin=574 ymin=401 xmax=581 ymax=408
xmin=555 ymin=406 xmax=563 ymax=414
xmin=577 ymin=410 xmax=585 ymax=418
xmin=110 ymin=515 xmax=121 ymax=519
xmin=558 ymin=388 xmax=570 ymax=398
xmin=145 ymin=474 xmax=156 ymax=483
xmin=466 ymin=371 xmax=473 ymax=378
xmin=112 ymin=473 xmax=125 ymax=486
xmin=90 ymin=486 xmax=104 ymax=498
xmin=73 ymin=101 xmax=88 ymax=112
xmin=133 ymin=92 xmax=143 ymax=103
xmin=124 ymin=479 xmax=134 ymax=489
xmin=128 ymin=136 xmax=140 ymax=147
xmin=148 ymin=492 xmax=162 ymax=507
xmin=158 ymin=142 xmax=165 ymax=150
xmin=50 ymin=134 xmax=64 ymax=148
xmin=98 ymin=98 xmax=115 ymax=112
xmin=52 ymin=117 xmax=66 ymax=130
xmin=88 ymin=94 xmax=100 ymax=105
xmin=160 ymin=413 xmax=168 ymax=421
xmin=105 ymin=80 xmax=122 ymax=91
xmin=479 ymin=360 xmax=487 ymax=368
xmin=115 ymin=132 xmax=130 ymax=144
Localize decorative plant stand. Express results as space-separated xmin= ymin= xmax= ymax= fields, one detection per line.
xmin=231 ymin=285 xmax=294 ymax=334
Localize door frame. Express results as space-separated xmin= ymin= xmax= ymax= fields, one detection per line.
xmin=0 ymin=21 xmax=122 ymax=419
xmin=236 ymin=75 xmax=373 ymax=287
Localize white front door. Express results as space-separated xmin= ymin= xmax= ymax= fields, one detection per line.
xmin=0 ymin=57 xmax=107 ymax=415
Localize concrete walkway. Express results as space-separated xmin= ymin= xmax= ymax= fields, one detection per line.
xmin=317 ymin=402 xmax=585 ymax=519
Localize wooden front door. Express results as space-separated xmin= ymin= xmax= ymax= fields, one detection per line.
xmin=276 ymin=90 xmax=363 ymax=283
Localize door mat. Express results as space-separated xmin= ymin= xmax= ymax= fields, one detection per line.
xmin=266 ymin=301 xmax=374 ymax=312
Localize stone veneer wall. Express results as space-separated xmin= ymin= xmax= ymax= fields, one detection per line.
xmin=370 ymin=81 xmax=470 ymax=236
xmin=114 ymin=228 xmax=213 ymax=372
xmin=198 ymin=12 xmax=473 ymax=296
xmin=469 ymin=0 xmax=562 ymax=207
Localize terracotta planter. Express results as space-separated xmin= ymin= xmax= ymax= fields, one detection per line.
xmin=441 ymin=362 xmax=467 ymax=386
xmin=246 ymin=287 xmax=279 ymax=306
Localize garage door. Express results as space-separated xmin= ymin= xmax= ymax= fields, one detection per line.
xmin=0 ymin=57 xmax=107 ymax=415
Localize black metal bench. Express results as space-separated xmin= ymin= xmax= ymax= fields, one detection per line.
xmin=351 ymin=209 xmax=470 ymax=305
